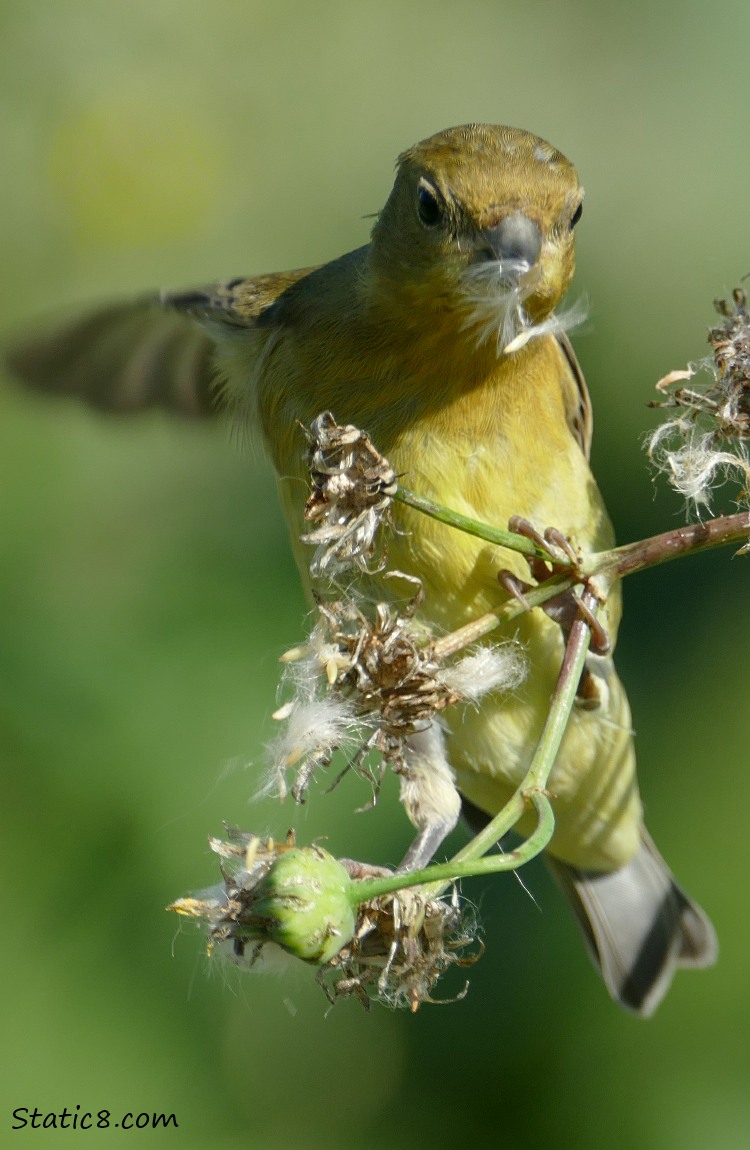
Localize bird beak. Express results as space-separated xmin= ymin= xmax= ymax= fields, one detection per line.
xmin=474 ymin=213 xmax=542 ymax=278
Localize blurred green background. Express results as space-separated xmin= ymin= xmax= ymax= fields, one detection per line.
xmin=1 ymin=1 xmax=749 ymax=1146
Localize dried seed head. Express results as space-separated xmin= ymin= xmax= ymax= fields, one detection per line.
xmin=648 ymin=287 xmax=750 ymax=511
xmin=301 ymin=412 xmax=398 ymax=577
xmin=268 ymin=588 xmax=525 ymax=806
xmin=169 ymin=829 xmax=482 ymax=1009
xmin=322 ymin=883 xmax=480 ymax=1011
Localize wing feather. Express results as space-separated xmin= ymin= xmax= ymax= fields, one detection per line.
xmin=556 ymin=332 xmax=593 ymax=460
xmin=6 ymin=266 xmax=319 ymax=418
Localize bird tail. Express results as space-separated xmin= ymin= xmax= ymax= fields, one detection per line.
xmin=546 ymin=831 xmax=717 ymax=1016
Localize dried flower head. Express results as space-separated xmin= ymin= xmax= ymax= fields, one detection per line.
xmin=322 ymin=883 xmax=480 ymax=1011
xmin=266 ymin=583 xmax=525 ymax=807
xmin=647 ymin=286 xmax=750 ymax=511
xmin=301 ymin=412 xmax=398 ymax=576
xmin=169 ymin=828 xmax=482 ymax=1009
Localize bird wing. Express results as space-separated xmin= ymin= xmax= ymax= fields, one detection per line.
xmin=556 ymin=331 xmax=593 ymax=461
xmin=6 ymin=266 xmax=319 ymax=418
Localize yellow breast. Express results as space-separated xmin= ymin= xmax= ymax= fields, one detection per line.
xmin=251 ymin=319 xmax=640 ymax=871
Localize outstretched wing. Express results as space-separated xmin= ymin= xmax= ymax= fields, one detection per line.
xmin=7 ymin=300 xmax=219 ymax=417
xmin=6 ymin=266 xmax=318 ymax=418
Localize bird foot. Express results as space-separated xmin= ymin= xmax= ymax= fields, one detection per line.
xmin=501 ymin=516 xmax=612 ymax=659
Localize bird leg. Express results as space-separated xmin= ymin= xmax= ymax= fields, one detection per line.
xmin=504 ymin=515 xmax=611 ymax=656
xmin=499 ymin=517 xmax=611 ymax=710
xmin=394 ymin=724 xmax=462 ymax=872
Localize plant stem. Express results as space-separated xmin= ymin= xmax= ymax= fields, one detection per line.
xmin=430 ymin=569 xmax=575 ymax=660
xmin=343 ymin=497 xmax=748 ymax=906
xmin=349 ymin=593 xmax=595 ymax=906
xmin=397 ymin=486 xmax=749 ymax=587
xmin=585 ymin=511 xmax=750 ymax=580
xmin=348 ymin=791 xmax=556 ymax=903
xmin=395 ymin=486 xmax=574 ymax=565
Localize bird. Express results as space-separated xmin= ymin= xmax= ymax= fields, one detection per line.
xmin=6 ymin=123 xmax=717 ymax=1014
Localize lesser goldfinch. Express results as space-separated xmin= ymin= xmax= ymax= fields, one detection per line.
xmin=8 ymin=123 xmax=716 ymax=1014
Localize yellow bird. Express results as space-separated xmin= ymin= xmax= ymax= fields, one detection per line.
xmin=8 ymin=124 xmax=716 ymax=1014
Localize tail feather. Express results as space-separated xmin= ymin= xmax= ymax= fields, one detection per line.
xmin=546 ymin=831 xmax=717 ymax=1016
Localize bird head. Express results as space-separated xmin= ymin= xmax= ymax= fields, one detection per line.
xmin=369 ymin=124 xmax=585 ymax=354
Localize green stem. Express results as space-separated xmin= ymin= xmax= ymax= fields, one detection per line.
xmin=397 ymin=487 xmax=749 ymax=589
xmin=394 ymin=486 xmax=573 ymax=565
xmin=430 ymin=568 xmax=575 ymax=660
xmin=349 ymin=791 xmax=555 ymax=904
xmin=349 ymin=594 xmax=595 ymax=907
xmin=344 ymin=495 xmax=748 ymax=906
xmin=427 ymin=589 xmax=594 ymax=892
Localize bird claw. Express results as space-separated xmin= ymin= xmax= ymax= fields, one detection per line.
xmin=542 ymin=526 xmax=579 ymax=566
xmin=543 ymin=587 xmax=611 ymax=655
xmin=502 ymin=516 xmax=612 ymax=658
xmin=508 ymin=516 xmax=581 ymax=582
xmin=575 ymin=663 xmax=606 ymax=710
xmin=339 ymin=858 xmax=394 ymax=880
xmin=497 ymin=569 xmax=534 ymax=610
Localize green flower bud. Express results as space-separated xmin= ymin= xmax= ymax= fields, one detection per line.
xmin=246 ymin=846 xmax=356 ymax=964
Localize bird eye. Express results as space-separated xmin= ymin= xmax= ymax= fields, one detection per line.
xmin=417 ymin=179 xmax=443 ymax=227
xmin=570 ymin=201 xmax=584 ymax=229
